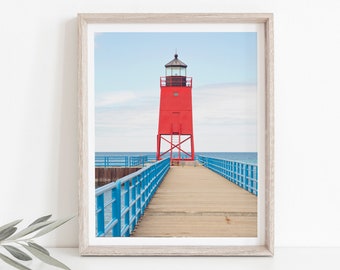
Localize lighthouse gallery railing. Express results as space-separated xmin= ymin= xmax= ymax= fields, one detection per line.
xmin=197 ymin=155 xmax=258 ymax=196
xmin=95 ymin=158 xmax=170 ymax=237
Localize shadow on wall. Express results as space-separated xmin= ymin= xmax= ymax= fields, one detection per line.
xmin=56 ymin=18 xmax=78 ymax=247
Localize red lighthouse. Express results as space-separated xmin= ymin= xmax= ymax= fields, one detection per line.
xmin=156 ymin=54 xmax=195 ymax=162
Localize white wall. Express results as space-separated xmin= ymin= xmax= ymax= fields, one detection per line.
xmin=1 ymin=0 xmax=340 ymax=248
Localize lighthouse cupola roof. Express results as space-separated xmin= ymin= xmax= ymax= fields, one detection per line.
xmin=165 ymin=53 xmax=187 ymax=68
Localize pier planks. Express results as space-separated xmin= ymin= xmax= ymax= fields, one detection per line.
xmin=132 ymin=165 xmax=257 ymax=237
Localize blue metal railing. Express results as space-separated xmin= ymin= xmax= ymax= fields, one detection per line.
xmin=197 ymin=155 xmax=258 ymax=196
xmin=95 ymin=158 xmax=170 ymax=237
xmin=95 ymin=155 xmax=149 ymax=167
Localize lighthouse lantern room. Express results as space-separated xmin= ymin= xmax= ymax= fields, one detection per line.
xmin=156 ymin=54 xmax=195 ymax=163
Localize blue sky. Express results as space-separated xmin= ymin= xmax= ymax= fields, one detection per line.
xmin=95 ymin=32 xmax=257 ymax=152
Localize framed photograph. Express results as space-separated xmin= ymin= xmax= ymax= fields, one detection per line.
xmin=78 ymin=13 xmax=274 ymax=256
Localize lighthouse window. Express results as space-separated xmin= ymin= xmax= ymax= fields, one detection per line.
xmin=172 ymin=67 xmax=180 ymax=76
xmin=173 ymin=92 xmax=179 ymax=97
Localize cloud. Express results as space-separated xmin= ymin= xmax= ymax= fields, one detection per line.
xmin=95 ymin=83 xmax=258 ymax=152
xmin=193 ymin=83 xmax=257 ymax=124
xmin=95 ymin=93 xmax=159 ymax=129
xmin=192 ymin=83 xmax=257 ymax=151
xmin=95 ymin=91 xmax=137 ymax=107
xmin=95 ymin=92 xmax=159 ymax=151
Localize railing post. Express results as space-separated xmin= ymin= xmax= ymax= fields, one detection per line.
xmin=96 ymin=194 xmax=104 ymax=236
xmin=240 ymin=164 xmax=243 ymax=188
xmin=239 ymin=163 xmax=243 ymax=187
xmin=227 ymin=160 xmax=231 ymax=180
xmin=255 ymin=166 xmax=258 ymax=196
xmin=146 ymin=168 xmax=151 ymax=205
xmin=124 ymin=181 xmax=130 ymax=236
xmin=136 ymin=174 xmax=141 ymax=221
xmin=250 ymin=165 xmax=253 ymax=195
xmin=242 ymin=164 xmax=246 ymax=189
xmin=113 ymin=183 xmax=121 ymax=236
xmin=131 ymin=177 xmax=136 ymax=230
xmin=153 ymin=161 xmax=158 ymax=194
xmin=142 ymin=171 xmax=146 ymax=209
xmin=245 ymin=164 xmax=249 ymax=192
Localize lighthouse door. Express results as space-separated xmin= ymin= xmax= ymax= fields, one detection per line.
xmin=172 ymin=112 xmax=180 ymax=134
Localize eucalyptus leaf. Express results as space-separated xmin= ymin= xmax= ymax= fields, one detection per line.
xmin=0 ymin=219 xmax=22 ymax=233
xmin=8 ymin=221 xmax=54 ymax=241
xmin=33 ymin=216 xmax=74 ymax=238
xmin=27 ymin=242 xmax=49 ymax=255
xmin=0 ymin=253 xmax=31 ymax=270
xmin=28 ymin=215 xmax=52 ymax=227
xmin=3 ymin=245 xmax=32 ymax=261
xmin=0 ymin=216 xmax=72 ymax=270
xmin=21 ymin=245 xmax=70 ymax=270
xmin=0 ymin=227 xmax=17 ymax=241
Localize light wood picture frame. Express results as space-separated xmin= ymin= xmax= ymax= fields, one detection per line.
xmin=78 ymin=13 xmax=274 ymax=256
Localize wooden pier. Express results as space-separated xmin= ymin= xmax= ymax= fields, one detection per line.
xmin=132 ymin=164 xmax=257 ymax=237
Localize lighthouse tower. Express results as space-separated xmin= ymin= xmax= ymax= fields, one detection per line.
xmin=156 ymin=54 xmax=195 ymax=162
